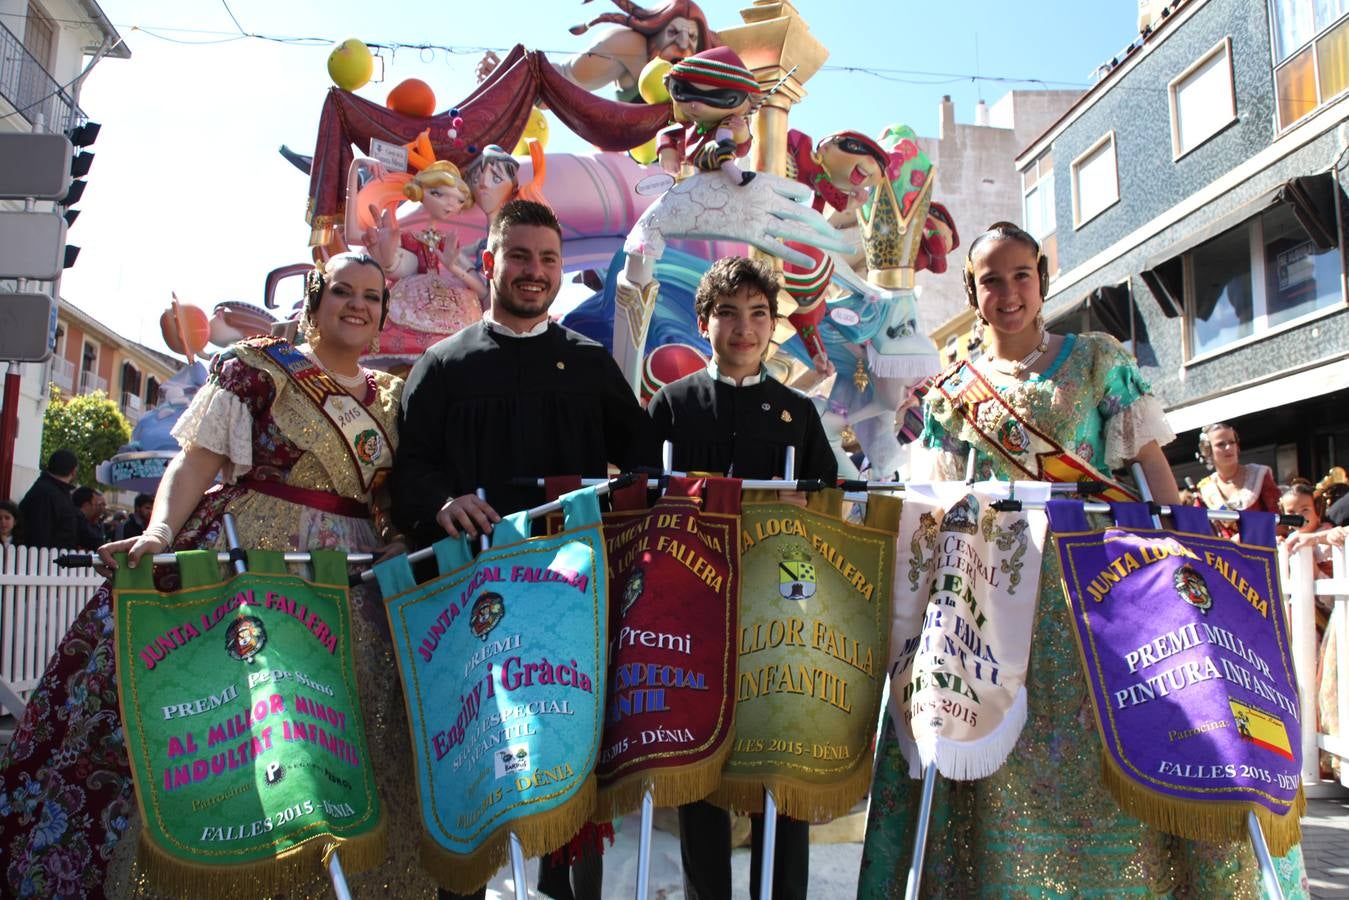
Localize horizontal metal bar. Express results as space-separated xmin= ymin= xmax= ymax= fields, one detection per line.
xmin=512 ymin=472 xmax=827 ymax=492
xmin=58 ymin=476 xmax=633 ymax=575
xmin=841 ymin=479 xmax=1106 ymax=494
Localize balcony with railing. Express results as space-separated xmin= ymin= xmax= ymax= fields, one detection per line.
xmin=48 ymin=356 xmax=73 ymax=392
xmin=121 ymin=391 xmax=142 ymax=424
xmin=0 ymin=20 xmax=85 ymax=134
xmin=78 ymin=369 xmax=107 ymax=396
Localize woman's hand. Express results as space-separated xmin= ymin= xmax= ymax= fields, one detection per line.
xmin=94 ymin=533 xmax=167 ymax=577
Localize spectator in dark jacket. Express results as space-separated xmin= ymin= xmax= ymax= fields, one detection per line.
xmin=19 ymin=449 xmax=80 ymax=548
xmin=72 ymin=485 xmax=107 ymax=551
xmin=118 ymin=493 xmax=154 ymax=540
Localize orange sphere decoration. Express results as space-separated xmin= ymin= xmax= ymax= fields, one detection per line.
xmin=386 ymin=79 xmax=437 ymax=117
xmin=159 ymin=301 xmax=211 ymax=359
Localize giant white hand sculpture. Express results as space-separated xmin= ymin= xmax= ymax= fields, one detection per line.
xmin=625 ymin=171 xmax=854 ymax=266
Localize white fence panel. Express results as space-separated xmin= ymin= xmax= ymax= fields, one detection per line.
xmin=0 ymin=545 xmax=104 ymax=717
xmin=1281 ymin=541 xmax=1349 ymax=789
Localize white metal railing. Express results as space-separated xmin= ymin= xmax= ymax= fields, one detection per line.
xmin=1280 ymin=540 xmax=1348 ymax=789
xmin=48 ymin=356 xmax=74 ymax=392
xmin=0 ymin=545 xmax=104 ymax=718
xmin=78 ymin=370 xmax=107 ymax=396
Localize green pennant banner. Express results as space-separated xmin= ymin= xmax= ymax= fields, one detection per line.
xmin=113 ymin=550 xmax=385 ymax=897
xmin=709 ymin=491 xmax=899 ymax=821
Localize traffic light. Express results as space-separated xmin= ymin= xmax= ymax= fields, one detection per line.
xmin=60 ymin=121 xmax=100 ymax=271
xmin=0 ymin=123 xmax=101 ymax=362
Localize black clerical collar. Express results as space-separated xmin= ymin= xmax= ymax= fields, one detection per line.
xmin=707 ymin=363 xmax=767 ymax=387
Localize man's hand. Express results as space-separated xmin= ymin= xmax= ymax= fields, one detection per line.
xmin=436 ymin=493 xmax=501 ymax=539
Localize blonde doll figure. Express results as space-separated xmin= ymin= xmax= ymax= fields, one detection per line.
xmin=345 ymin=158 xmax=488 ymax=369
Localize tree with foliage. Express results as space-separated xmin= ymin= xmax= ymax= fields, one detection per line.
xmin=40 ymin=388 xmax=132 ymax=489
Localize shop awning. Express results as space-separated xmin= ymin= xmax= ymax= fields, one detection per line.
xmin=1139 ymin=173 xmax=1339 ymax=318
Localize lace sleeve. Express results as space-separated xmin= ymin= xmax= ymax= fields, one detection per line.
xmin=1104 ymin=393 xmax=1176 ymax=470
xmin=170 ymin=379 xmax=256 ymax=482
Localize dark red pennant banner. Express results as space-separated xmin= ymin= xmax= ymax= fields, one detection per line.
xmin=595 ymin=476 xmax=742 ymax=815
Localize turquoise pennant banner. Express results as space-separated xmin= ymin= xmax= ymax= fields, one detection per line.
xmin=377 ymin=487 xmax=608 ymax=893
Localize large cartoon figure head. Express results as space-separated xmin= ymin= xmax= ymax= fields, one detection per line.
xmin=571 ymin=0 xmax=716 ymax=65
xmin=665 ymin=47 xmax=760 ymax=128
xmin=403 ymin=160 xmax=474 ymax=223
xmin=815 ymin=131 xmax=888 ymax=201
xmin=464 ymin=146 xmax=520 ymax=220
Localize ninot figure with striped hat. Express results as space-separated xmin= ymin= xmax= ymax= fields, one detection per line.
xmin=658 ymin=46 xmax=762 ymax=186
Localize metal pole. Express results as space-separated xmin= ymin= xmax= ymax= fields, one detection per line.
xmin=1129 ymin=463 xmax=1163 ymax=530
xmin=221 ymin=513 xmax=354 ymax=899
xmin=327 ymin=852 xmax=353 ymax=900
xmin=635 ymin=446 xmax=679 ymax=899
xmin=908 ymin=450 xmax=979 ymax=900
xmin=59 ymin=500 xmax=1285 ymax=574
xmin=0 ymin=362 xmax=21 ymax=501
xmin=1247 ymin=811 xmax=1286 ymax=900
xmin=509 ymin=832 xmax=529 ymax=900
xmin=904 ymin=761 xmax=938 ymax=900
xmin=636 ymin=787 xmax=654 ymax=899
xmin=477 ymin=488 xmax=529 ymax=900
xmin=758 ymin=447 xmax=797 ymax=900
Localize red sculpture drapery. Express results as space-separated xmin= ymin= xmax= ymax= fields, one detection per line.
xmin=307 ymin=44 xmax=671 ymax=245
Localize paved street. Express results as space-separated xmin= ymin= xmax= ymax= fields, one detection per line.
xmin=1305 ymin=796 xmax=1349 ymax=898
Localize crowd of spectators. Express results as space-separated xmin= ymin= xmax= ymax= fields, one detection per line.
xmin=5 ymin=448 xmax=155 ymax=552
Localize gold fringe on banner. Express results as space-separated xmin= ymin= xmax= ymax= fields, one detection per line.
xmin=135 ymin=815 xmax=388 ymax=899
xmin=597 ymin=738 xmax=734 ymax=818
xmin=422 ymin=775 xmax=599 ymax=895
xmin=705 ymin=748 xmax=876 ymax=824
xmin=1099 ymin=754 xmax=1305 ymax=856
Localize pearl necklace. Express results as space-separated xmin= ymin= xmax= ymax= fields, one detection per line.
xmin=302 ymin=348 xmax=368 ymax=391
xmin=985 ymin=330 xmax=1049 ymax=376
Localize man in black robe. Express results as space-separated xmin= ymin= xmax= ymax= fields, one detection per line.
xmin=648 ymin=256 xmax=835 ymax=900
xmin=393 ymin=199 xmax=657 ymax=542
xmin=392 ymin=199 xmax=657 ymax=900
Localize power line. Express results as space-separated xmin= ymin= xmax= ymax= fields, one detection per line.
xmin=0 ymin=9 xmax=1127 ymax=94
xmin=219 ymin=0 xmax=246 ymax=36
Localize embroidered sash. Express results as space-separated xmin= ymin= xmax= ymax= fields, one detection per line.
xmin=934 ymin=360 xmax=1138 ymax=501
xmin=260 ymin=341 xmax=392 ymax=494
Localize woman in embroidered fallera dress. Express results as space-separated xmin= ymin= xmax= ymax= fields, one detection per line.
xmin=0 ymin=253 xmax=439 ymax=897
xmin=857 ymin=223 xmax=1310 ymax=898
xmin=1194 ymin=423 xmax=1281 ymax=540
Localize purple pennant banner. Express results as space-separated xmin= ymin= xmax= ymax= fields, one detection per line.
xmin=1049 ymin=502 xmax=1303 ymax=852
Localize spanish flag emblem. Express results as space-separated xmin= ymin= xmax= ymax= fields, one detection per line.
xmin=1228 ymin=697 xmax=1294 ymax=761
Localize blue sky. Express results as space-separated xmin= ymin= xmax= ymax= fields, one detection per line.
xmin=57 ymin=0 xmax=1139 ymax=351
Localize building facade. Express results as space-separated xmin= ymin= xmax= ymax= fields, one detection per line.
xmin=0 ymin=0 xmax=128 ymax=495
xmin=1014 ymin=0 xmax=1349 ymax=488
xmin=910 ymin=90 xmax=1082 ymax=336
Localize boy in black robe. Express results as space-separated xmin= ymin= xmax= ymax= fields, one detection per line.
xmin=392 ymin=200 xmax=658 ymax=900
xmin=648 ymin=256 xmax=836 ymax=900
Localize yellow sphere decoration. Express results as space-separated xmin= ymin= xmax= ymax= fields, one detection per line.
xmin=512 ymin=107 xmax=550 ymax=156
xmin=628 ymin=135 xmax=659 ymax=165
xmin=638 ymin=58 xmax=672 ymax=105
xmin=327 ymin=38 xmax=374 ymax=91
